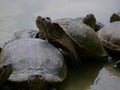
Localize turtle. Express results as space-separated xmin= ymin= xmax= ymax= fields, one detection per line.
xmin=0 ymin=38 xmax=67 ymax=90
xmin=82 ymin=14 xmax=104 ymax=31
xmin=36 ymin=16 xmax=108 ymax=64
xmin=94 ymin=22 xmax=104 ymax=31
xmin=82 ymin=14 xmax=96 ymax=29
xmin=97 ymin=21 xmax=120 ymax=57
xmin=53 ymin=14 xmax=103 ymax=32
xmin=54 ymin=14 xmax=101 ymax=32
xmin=110 ymin=13 xmax=120 ymax=23
xmin=13 ymin=29 xmax=46 ymax=40
xmin=13 ymin=29 xmax=39 ymax=39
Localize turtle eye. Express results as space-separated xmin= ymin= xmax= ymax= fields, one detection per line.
xmin=37 ymin=16 xmax=45 ymax=22
xmin=46 ymin=17 xmax=51 ymax=21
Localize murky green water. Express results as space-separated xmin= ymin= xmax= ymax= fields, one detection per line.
xmin=0 ymin=0 xmax=120 ymax=90
xmin=56 ymin=61 xmax=105 ymax=90
xmin=55 ymin=60 xmax=120 ymax=90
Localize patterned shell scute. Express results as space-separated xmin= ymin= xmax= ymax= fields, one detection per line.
xmin=97 ymin=21 xmax=120 ymax=51
xmin=2 ymin=38 xmax=67 ymax=82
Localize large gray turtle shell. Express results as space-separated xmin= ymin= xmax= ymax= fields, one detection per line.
xmin=97 ymin=21 xmax=120 ymax=51
xmin=2 ymin=38 xmax=67 ymax=83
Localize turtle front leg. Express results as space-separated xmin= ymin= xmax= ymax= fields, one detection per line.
xmin=0 ymin=64 xmax=13 ymax=86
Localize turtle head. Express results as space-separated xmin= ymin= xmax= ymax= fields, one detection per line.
xmin=110 ymin=13 xmax=120 ymax=23
xmin=36 ymin=16 xmax=52 ymax=39
xmin=36 ymin=16 xmax=67 ymax=48
xmin=36 ymin=16 xmax=79 ymax=62
xmin=28 ymin=74 xmax=48 ymax=90
xmin=83 ymin=14 xmax=96 ymax=29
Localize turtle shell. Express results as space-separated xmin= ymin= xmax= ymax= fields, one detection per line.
xmin=13 ymin=29 xmax=39 ymax=39
xmin=2 ymin=38 xmax=67 ymax=83
xmin=13 ymin=29 xmax=46 ymax=40
xmin=97 ymin=21 xmax=120 ymax=51
xmin=55 ymin=19 xmax=108 ymax=59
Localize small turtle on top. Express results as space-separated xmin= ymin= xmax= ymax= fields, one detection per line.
xmin=110 ymin=13 xmax=120 ymax=23
xmin=12 ymin=29 xmax=46 ymax=40
xmin=0 ymin=38 xmax=67 ymax=90
xmin=36 ymin=16 xmax=108 ymax=64
xmin=83 ymin=14 xmax=104 ymax=31
xmin=53 ymin=14 xmax=103 ymax=32
xmin=83 ymin=14 xmax=96 ymax=30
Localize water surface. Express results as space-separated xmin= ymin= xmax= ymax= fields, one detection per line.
xmin=56 ymin=61 xmax=120 ymax=90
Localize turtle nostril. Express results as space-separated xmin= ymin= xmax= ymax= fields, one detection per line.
xmin=30 ymin=75 xmax=43 ymax=79
xmin=46 ymin=17 xmax=51 ymax=21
